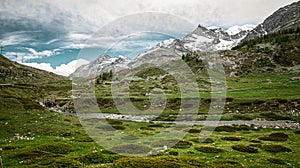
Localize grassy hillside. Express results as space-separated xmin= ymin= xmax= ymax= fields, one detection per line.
xmin=232 ymin=27 xmax=300 ymax=67
xmin=0 ymin=54 xmax=67 ymax=84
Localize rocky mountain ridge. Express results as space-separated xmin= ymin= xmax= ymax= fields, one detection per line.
xmin=243 ymin=1 xmax=300 ymax=41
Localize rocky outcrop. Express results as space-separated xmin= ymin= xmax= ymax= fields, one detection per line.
xmin=243 ymin=1 xmax=300 ymax=41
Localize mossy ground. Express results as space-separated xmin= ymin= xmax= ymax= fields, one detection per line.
xmin=1 ymin=57 xmax=300 ymax=167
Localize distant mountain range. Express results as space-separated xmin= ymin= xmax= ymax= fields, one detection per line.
xmin=70 ymin=1 xmax=300 ymax=78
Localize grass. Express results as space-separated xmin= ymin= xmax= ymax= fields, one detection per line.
xmin=1 ymin=53 xmax=300 ymax=167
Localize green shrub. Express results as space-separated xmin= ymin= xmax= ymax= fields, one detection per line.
xmin=205 ymin=160 xmax=244 ymax=168
xmin=232 ymin=114 xmax=253 ymax=120
xmin=294 ymin=130 xmax=300 ymax=134
xmin=106 ymin=119 xmax=123 ymax=125
xmin=214 ymin=126 xmax=236 ymax=132
xmin=259 ymin=132 xmax=289 ymax=141
xmin=140 ymin=126 xmax=155 ymax=131
xmin=195 ymin=146 xmax=224 ymax=153
xmin=267 ymin=158 xmax=285 ymax=165
xmin=249 ymin=140 xmax=261 ymax=143
xmin=73 ymin=136 xmax=94 ymax=142
xmin=148 ymin=123 xmax=165 ymax=128
xmin=168 ymin=150 xmax=179 ymax=156
xmin=112 ymin=125 xmax=126 ymax=130
xmin=172 ymin=140 xmax=192 ymax=148
xmin=232 ymin=145 xmax=258 ymax=153
xmin=200 ymin=138 xmax=215 ymax=143
xmin=159 ymin=156 xmax=204 ymax=167
xmin=3 ymin=145 xmax=19 ymax=150
xmin=261 ymin=112 xmax=291 ymax=120
xmin=13 ymin=150 xmax=56 ymax=160
xmin=113 ymin=157 xmax=188 ymax=168
xmin=39 ymin=157 xmax=82 ymax=168
xmin=262 ymin=144 xmax=292 ymax=153
xmin=78 ymin=152 xmax=121 ymax=164
xmin=188 ymin=128 xmax=202 ymax=133
xmin=110 ymin=144 xmax=152 ymax=154
xmin=221 ymin=136 xmax=243 ymax=141
xmin=37 ymin=142 xmax=74 ymax=154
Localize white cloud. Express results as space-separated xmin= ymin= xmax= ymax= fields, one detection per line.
xmin=68 ymin=32 xmax=92 ymax=41
xmin=0 ymin=33 xmax=33 ymax=46
xmin=54 ymin=59 xmax=90 ymax=76
xmin=22 ymin=62 xmax=54 ymax=73
xmin=24 ymin=48 xmax=61 ymax=60
xmin=22 ymin=59 xmax=90 ymax=77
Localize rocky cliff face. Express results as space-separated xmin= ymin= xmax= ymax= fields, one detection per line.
xmin=243 ymin=1 xmax=300 ymax=41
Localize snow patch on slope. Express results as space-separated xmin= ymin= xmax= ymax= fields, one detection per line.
xmin=226 ymin=24 xmax=256 ymax=35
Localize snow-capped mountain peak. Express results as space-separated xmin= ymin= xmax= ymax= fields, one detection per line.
xmin=226 ymin=24 xmax=256 ymax=36
xmin=70 ymin=54 xmax=131 ymax=78
xmin=181 ymin=24 xmax=252 ymax=51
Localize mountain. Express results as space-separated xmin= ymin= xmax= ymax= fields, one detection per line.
xmin=70 ymin=54 xmax=131 ymax=78
xmin=181 ymin=24 xmax=253 ymax=51
xmin=243 ymin=1 xmax=300 ymax=41
xmin=71 ymin=1 xmax=300 ymax=78
xmin=225 ymin=25 xmax=256 ymax=36
xmin=0 ymin=54 xmax=67 ymax=83
xmin=71 ymin=24 xmax=254 ymax=78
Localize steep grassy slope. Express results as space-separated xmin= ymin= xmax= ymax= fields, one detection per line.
xmin=0 ymin=54 xmax=67 ymax=84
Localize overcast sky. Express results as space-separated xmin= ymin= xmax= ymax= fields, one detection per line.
xmin=1 ymin=0 xmax=297 ymax=29
xmin=0 ymin=0 xmax=297 ymax=76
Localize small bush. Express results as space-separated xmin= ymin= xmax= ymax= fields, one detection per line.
xmin=73 ymin=136 xmax=94 ymax=142
xmin=261 ymin=112 xmax=291 ymax=120
xmin=259 ymin=132 xmax=289 ymax=141
xmin=159 ymin=156 xmax=204 ymax=167
xmin=267 ymin=158 xmax=285 ymax=165
xmin=195 ymin=146 xmax=224 ymax=153
xmin=249 ymin=144 xmax=262 ymax=148
xmin=13 ymin=150 xmax=55 ymax=160
xmin=148 ymin=123 xmax=165 ymax=128
xmin=110 ymin=144 xmax=152 ymax=154
xmin=232 ymin=145 xmax=258 ymax=153
xmin=188 ymin=128 xmax=202 ymax=133
xmin=37 ymin=142 xmax=74 ymax=154
xmin=140 ymin=127 xmax=155 ymax=131
xmin=249 ymin=140 xmax=261 ymax=143
xmin=106 ymin=119 xmax=123 ymax=125
xmin=112 ymin=125 xmax=126 ymax=130
xmin=294 ymin=130 xmax=300 ymax=134
xmin=172 ymin=140 xmax=192 ymax=148
xmin=200 ymin=138 xmax=215 ymax=143
xmin=113 ymin=157 xmax=187 ymax=168
xmin=232 ymin=114 xmax=253 ymax=120
xmin=168 ymin=150 xmax=179 ymax=156
xmin=221 ymin=136 xmax=243 ymax=141
xmin=3 ymin=145 xmax=18 ymax=150
xmin=262 ymin=144 xmax=292 ymax=153
xmin=215 ymin=126 xmax=236 ymax=132
xmin=205 ymin=160 xmax=244 ymax=168
xmin=78 ymin=152 xmax=121 ymax=164
xmin=39 ymin=157 xmax=82 ymax=167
